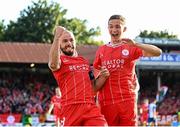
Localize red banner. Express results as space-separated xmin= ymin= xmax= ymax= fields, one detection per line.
xmin=0 ymin=114 xmax=22 ymax=123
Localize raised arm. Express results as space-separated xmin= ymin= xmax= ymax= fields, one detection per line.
xmin=48 ymin=26 xmax=65 ymax=71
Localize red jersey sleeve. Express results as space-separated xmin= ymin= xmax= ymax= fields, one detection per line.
xmin=93 ymin=46 xmax=103 ymax=70
xmin=131 ymin=45 xmax=143 ymax=60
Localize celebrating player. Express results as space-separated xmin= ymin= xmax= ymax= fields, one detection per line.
xmin=48 ymin=26 xmax=109 ymax=126
xmin=93 ymin=14 xmax=162 ymax=126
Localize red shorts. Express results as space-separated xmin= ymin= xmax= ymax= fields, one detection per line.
xmin=54 ymin=109 xmax=61 ymax=124
xmin=60 ymin=103 xmax=107 ymax=126
xmin=101 ymin=100 xmax=137 ymax=126
xmin=140 ymin=114 xmax=148 ymax=123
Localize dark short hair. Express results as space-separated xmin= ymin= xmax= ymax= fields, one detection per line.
xmin=108 ymin=15 xmax=126 ymax=25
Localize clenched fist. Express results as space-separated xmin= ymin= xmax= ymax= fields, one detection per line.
xmin=99 ymin=66 xmax=110 ymax=79
xmin=53 ymin=26 xmax=66 ymax=42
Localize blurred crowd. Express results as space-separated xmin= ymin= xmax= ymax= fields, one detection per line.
xmin=0 ymin=70 xmax=56 ymax=115
xmin=139 ymin=82 xmax=180 ymax=115
xmin=0 ymin=69 xmax=179 ymax=116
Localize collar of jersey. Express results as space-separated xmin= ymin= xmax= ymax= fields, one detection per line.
xmin=106 ymin=42 xmax=123 ymax=48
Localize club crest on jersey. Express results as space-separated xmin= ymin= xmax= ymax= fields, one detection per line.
xmin=122 ymin=49 xmax=129 ymax=56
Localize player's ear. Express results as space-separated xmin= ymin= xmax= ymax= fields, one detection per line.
xmin=123 ymin=26 xmax=127 ymax=32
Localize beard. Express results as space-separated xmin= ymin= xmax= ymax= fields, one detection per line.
xmin=61 ymin=46 xmax=75 ymax=56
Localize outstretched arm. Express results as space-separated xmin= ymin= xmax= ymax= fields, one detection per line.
xmin=135 ymin=42 xmax=162 ymax=57
xmin=121 ymin=38 xmax=162 ymax=57
xmin=48 ymin=26 xmax=65 ymax=71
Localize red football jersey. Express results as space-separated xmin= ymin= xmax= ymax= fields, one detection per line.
xmin=53 ymin=55 xmax=94 ymax=106
xmin=93 ymin=43 xmax=143 ymax=106
xmin=140 ymin=103 xmax=149 ymax=121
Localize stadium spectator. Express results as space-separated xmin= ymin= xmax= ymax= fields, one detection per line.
xmin=48 ymin=26 xmax=109 ymax=126
xmin=93 ymin=14 xmax=162 ymax=126
xmin=139 ymin=99 xmax=149 ymax=126
xmin=148 ymin=99 xmax=157 ymax=126
xmin=0 ymin=71 xmax=55 ymax=114
xmin=47 ymin=87 xmax=62 ymax=126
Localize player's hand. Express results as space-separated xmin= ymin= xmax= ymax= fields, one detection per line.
xmin=55 ymin=26 xmax=66 ymax=36
xmin=121 ymin=38 xmax=136 ymax=45
xmin=53 ymin=26 xmax=66 ymax=43
xmin=99 ymin=66 xmax=110 ymax=79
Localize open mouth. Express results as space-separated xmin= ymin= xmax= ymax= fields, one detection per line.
xmin=111 ymin=33 xmax=119 ymax=37
xmin=65 ymin=45 xmax=74 ymax=50
xmin=66 ymin=47 xmax=72 ymax=50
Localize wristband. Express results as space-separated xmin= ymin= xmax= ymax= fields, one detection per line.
xmin=89 ymin=70 xmax=95 ymax=80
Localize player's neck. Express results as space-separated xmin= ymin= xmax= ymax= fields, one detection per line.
xmin=109 ymin=41 xmax=122 ymax=47
xmin=73 ymin=50 xmax=78 ymax=57
xmin=110 ymin=38 xmax=123 ymax=45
